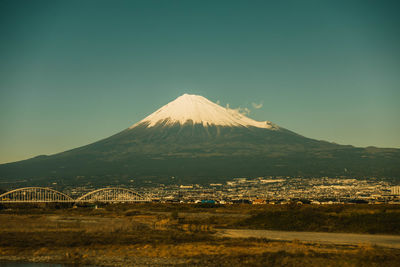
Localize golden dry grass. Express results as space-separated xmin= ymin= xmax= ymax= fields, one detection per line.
xmin=1 ymin=204 xmax=400 ymax=266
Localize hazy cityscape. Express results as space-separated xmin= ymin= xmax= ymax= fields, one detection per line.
xmin=18 ymin=176 xmax=398 ymax=205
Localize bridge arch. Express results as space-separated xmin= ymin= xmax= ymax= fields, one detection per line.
xmin=0 ymin=187 xmax=74 ymax=203
xmin=75 ymin=187 xmax=148 ymax=203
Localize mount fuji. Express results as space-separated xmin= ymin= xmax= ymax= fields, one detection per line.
xmin=131 ymin=94 xmax=278 ymax=129
xmin=1 ymin=94 xmax=399 ymax=185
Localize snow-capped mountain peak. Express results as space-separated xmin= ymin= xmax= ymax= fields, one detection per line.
xmin=130 ymin=94 xmax=277 ymax=129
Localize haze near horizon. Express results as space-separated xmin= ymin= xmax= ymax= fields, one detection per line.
xmin=0 ymin=0 xmax=399 ymax=164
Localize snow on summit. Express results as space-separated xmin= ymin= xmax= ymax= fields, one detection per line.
xmin=130 ymin=94 xmax=277 ymax=129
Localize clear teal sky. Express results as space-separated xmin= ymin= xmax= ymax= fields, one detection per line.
xmin=1 ymin=0 xmax=399 ymax=164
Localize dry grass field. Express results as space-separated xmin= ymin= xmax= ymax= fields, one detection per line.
xmin=0 ymin=203 xmax=399 ymax=266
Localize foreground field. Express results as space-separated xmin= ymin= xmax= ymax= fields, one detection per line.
xmin=0 ymin=203 xmax=399 ymax=266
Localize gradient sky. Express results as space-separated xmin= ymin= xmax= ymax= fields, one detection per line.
xmin=1 ymin=0 xmax=399 ymax=164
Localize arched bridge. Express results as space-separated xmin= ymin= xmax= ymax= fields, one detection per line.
xmin=75 ymin=187 xmax=148 ymax=203
xmin=0 ymin=187 xmax=148 ymax=203
xmin=0 ymin=187 xmax=74 ymax=203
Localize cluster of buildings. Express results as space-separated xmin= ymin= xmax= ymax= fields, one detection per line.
xmin=47 ymin=177 xmax=400 ymax=205
xmin=135 ymin=177 xmax=400 ymax=204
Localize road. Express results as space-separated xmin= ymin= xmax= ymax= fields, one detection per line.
xmin=217 ymin=229 xmax=400 ymax=249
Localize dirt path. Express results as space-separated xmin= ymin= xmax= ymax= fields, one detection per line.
xmin=217 ymin=229 xmax=400 ymax=249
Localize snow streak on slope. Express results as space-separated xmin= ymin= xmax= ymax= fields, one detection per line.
xmin=130 ymin=94 xmax=278 ymax=129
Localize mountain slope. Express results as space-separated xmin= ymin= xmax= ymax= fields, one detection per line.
xmin=0 ymin=94 xmax=399 ymax=185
